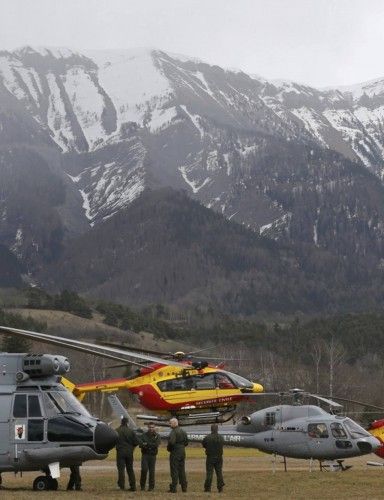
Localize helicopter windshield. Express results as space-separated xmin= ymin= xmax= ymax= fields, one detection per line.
xmin=225 ymin=371 xmax=254 ymax=389
xmin=46 ymin=390 xmax=91 ymax=417
xmin=343 ymin=418 xmax=371 ymax=438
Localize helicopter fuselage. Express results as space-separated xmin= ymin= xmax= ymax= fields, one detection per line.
xmin=185 ymin=405 xmax=380 ymax=460
xmin=0 ymin=353 xmax=117 ymax=482
xmin=66 ymin=364 xmax=263 ymax=414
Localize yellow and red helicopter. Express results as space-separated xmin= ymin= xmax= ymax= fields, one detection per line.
xmin=0 ymin=326 xmax=263 ymax=425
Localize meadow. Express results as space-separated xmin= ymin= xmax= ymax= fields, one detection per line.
xmin=2 ymin=448 xmax=384 ymax=499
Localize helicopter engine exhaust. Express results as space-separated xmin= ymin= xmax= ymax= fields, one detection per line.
xmin=22 ymin=354 xmax=70 ymax=378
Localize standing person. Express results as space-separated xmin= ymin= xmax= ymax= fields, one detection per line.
xmin=115 ymin=416 xmax=139 ymax=491
xmin=140 ymin=422 xmax=161 ymax=491
xmin=167 ymin=417 xmax=188 ymax=493
xmin=202 ymin=423 xmax=225 ymax=493
xmin=66 ymin=465 xmax=82 ymax=491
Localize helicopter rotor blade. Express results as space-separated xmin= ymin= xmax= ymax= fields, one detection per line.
xmin=98 ymin=341 xmax=211 ymax=360
xmin=188 ymin=356 xmax=254 ymax=361
xmin=97 ymin=342 xmax=247 ymax=362
xmin=0 ymin=326 xmax=187 ymax=368
xmin=318 ymin=395 xmax=384 ymax=411
xmin=307 ymin=394 xmax=343 ymax=408
xmin=186 ymin=346 xmax=215 ymax=356
xmin=97 ymin=341 xmax=173 ymax=358
xmin=0 ymin=327 xmax=148 ymax=367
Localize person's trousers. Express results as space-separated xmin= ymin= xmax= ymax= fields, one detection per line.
xmin=116 ymin=453 xmax=136 ymax=489
xmin=204 ymin=457 xmax=224 ymax=491
xmin=169 ymin=453 xmax=187 ymax=492
xmin=140 ymin=454 xmax=157 ymax=490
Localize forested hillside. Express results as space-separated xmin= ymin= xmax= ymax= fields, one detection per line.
xmin=2 ymin=291 xmax=384 ymax=416
xmin=33 ymin=188 xmax=384 ymax=314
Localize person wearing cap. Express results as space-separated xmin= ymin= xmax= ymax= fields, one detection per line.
xmin=167 ymin=417 xmax=188 ymax=493
xmin=202 ymin=424 xmax=225 ymax=493
xmin=115 ymin=416 xmax=139 ymax=491
xmin=139 ymin=422 xmax=161 ymax=491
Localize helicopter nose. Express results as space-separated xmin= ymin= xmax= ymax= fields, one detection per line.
xmin=252 ymin=383 xmax=264 ymax=393
xmin=94 ymin=423 xmax=118 ymax=454
xmin=357 ymin=437 xmax=381 ymax=455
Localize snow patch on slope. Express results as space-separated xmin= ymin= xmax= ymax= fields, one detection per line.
xmin=86 ymin=49 xmax=172 ymax=128
xmin=178 ymin=165 xmax=211 ymax=193
xmin=79 ymin=189 xmax=92 ymax=223
xmin=149 ymin=106 xmax=178 ymax=132
xmin=180 ymin=105 xmax=204 ymax=138
xmin=63 ymin=67 xmax=106 ymax=148
xmin=339 ymin=78 xmax=384 ymax=99
xmin=291 ymin=107 xmax=328 ymax=146
xmin=46 ymin=73 xmax=78 ymax=150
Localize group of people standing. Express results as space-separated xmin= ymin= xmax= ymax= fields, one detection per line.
xmin=115 ymin=416 xmax=225 ymax=493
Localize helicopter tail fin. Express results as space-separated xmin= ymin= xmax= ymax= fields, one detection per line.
xmin=60 ymin=376 xmax=86 ymax=401
xmin=368 ymin=419 xmax=384 ymax=458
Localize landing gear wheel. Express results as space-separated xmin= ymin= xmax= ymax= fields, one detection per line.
xmin=33 ymin=475 xmax=50 ymax=491
xmin=48 ymin=478 xmax=58 ymax=490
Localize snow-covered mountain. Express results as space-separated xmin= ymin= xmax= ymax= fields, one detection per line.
xmin=2 ymin=45 xmax=384 ymax=305
xmin=2 ymin=46 xmax=384 ymax=227
xmin=0 ymin=46 xmax=300 ymax=228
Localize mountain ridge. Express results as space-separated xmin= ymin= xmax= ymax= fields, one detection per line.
xmin=2 ymin=46 xmax=384 ymax=313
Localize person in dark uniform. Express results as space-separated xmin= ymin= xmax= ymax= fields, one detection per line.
xmin=66 ymin=465 xmax=82 ymax=491
xmin=140 ymin=422 xmax=161 ymax=491
xmin=115 ymin=416 xmax=139 ymax=491
xmin=202 ymin=423 xmax=225 ymax=493
xmin=167 ymin=417 xmax=188 ymax=493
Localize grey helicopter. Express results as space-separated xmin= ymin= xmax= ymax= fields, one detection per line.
xmin=0 ymin=351 xmax=117 ymax=491
xmin=183 ymin=389 xmax=382 ymax=468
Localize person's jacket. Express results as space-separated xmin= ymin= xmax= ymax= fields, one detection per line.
xmin=167 ymin=426 xmax=189 ymax=454
xmin=140 ymin=430 xmax=161 ymax=456
xmin=115 ymin=425 xmax=139 ymax=454
xmin=202 ymin=433 xmax=224 ymax=458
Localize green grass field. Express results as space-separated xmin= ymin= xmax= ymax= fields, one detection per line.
xmin=2 ymin=452 xmax=384 ymax=499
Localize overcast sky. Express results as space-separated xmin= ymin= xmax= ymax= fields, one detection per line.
xmin=1 ymin=0 xmax=383 ymax=88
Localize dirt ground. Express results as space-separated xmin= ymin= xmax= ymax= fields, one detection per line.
xmin=2 ymin=452 xmax=384 ymax=499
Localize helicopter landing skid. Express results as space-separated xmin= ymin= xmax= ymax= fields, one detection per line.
xmin=137 ymin=407 xmax=237 ymax=426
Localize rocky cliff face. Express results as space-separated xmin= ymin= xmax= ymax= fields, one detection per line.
xmin=1 ymin=46 xmax=384 ymax=311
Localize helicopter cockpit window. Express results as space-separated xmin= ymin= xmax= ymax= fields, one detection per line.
xmin=343 ymin=418 xmax=371 ymax=438
xmin=308 ymin=423 xmax=329 ymax=438
xmin=215 ymin=374 xmax=236 ymax=389
xmin=330 ymin=422 xmax=347 ymax=438
xmin=225 ymin=372 xmax=253 ymax=389
xmin=28 ymin=395 xmax=42 ymax=417
xmin=13 ymin=394 xmax=27 ymax=418
xmin=28 ymin=420 xmax=44 ymax=441
xmin=46 ymin=391 xmax=90 ymax=417
xmin=48 ymin=417 xmax=93 ymax=442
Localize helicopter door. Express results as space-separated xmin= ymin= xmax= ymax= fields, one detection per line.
xmin=26 ymin=395 xmax=44 ymax=443
xmin=271 ymin=410 xmax=308 ymax=457
xmin=12 ymin=394 xmax=28 ymax=441
xmin=11 ymin=393 xmax=45 ymax=454
xmin=307 ymin=422 xmax=330 ymax=456
xmin=0 ymin=394 xmax=12 ymax=455
xmin=157 ymin=373 xmax=218 ymax=406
